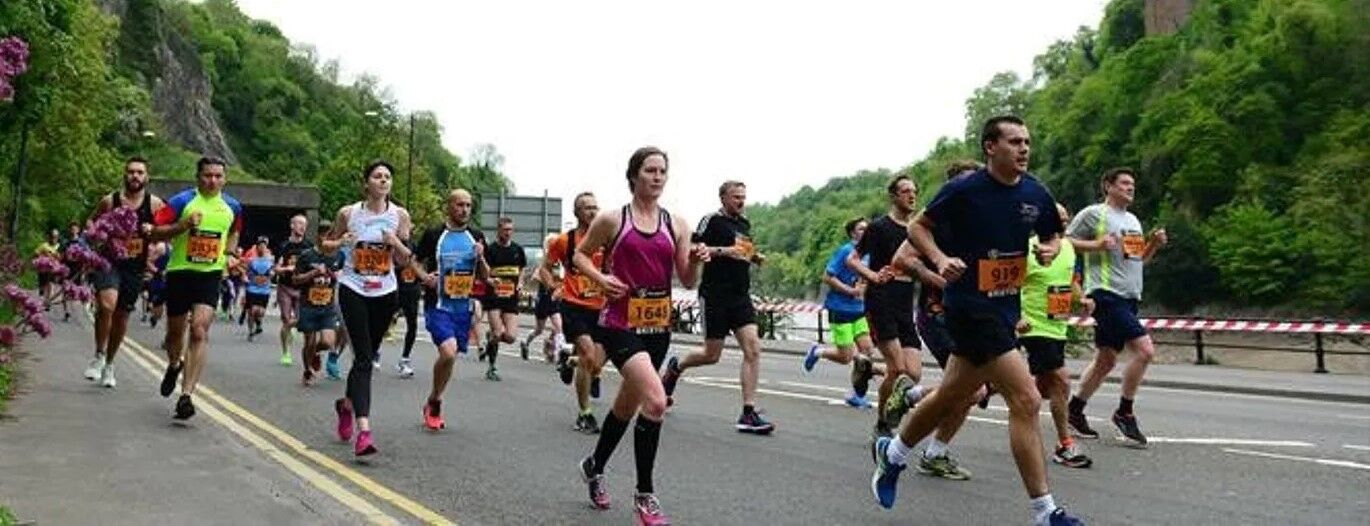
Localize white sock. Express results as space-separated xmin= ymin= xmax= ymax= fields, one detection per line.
xmin=923 ymin=438 xmax=949 ymax=459
xmin=905 ymin=384 xmax=927 ymax=405
xmin=886 ymin=436 xmax=912 ymax=466
xmin=553 ymin=333 xmax=566 ymax=350
xmin=1031 ymin=494 xmax=1057 ymax=525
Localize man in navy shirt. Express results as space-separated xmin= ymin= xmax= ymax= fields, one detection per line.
xmin=870 ymin=116 xmax=1083 ymax=526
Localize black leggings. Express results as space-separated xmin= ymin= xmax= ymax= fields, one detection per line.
xmin=338 ymin=286 xmax=398 ymax=418
xmin=397 ymin=288 xmax=420 ymax=358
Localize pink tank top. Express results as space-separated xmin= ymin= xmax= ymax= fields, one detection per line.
xmin=600 ymin=205 xmax=676 ymax=333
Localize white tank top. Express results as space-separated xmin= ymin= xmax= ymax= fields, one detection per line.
xmin=339 ymin=202 xmax=401 ymax=297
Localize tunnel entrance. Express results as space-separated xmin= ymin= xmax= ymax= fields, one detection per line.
xmin=148 ymin=179 xmax=321 ymax=250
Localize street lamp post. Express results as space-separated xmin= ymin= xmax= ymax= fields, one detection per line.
xmin=407 ymin=113 xmax=415 ymax=210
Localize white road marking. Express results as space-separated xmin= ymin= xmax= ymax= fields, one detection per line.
xmin=1222 ymin=448 xmax=1370 ymax=472
xmin=1336 ymin=414 xmax=1370 ymax=421
xmin=1146 ymin=438 xmax=1314 ymax=447
xmin=1343 ymin=444 xmax=1370 ymax=452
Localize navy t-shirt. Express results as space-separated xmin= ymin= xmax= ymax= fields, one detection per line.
xmin=922 ymin=169 xmax=1062 ymax=321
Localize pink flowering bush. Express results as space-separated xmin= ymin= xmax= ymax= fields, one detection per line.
xmin=0 ymin=36 xmax=29 ymax=103
xmin=0 ymin=246 xmax=53 ymax=374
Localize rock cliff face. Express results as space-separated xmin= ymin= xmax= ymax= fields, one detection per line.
xmin=1145 ymin=0 xmax=1196 ymax=35
xmin=97 ymin=0 xmax=237 ymax=163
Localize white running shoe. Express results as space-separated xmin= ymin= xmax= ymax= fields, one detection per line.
xmin=397 ymin=359 xmax=415 ymax=379
xmin=84 ymin=353 xmax=105 ymax=381
xmin=100 ymin=363 xmax=117 ymax=388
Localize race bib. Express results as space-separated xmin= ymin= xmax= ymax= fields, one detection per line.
xmin=443 ymin=271 xmax=474 ymax=299
xmin=253 ymin=274 xmax=270 ymax=286
xmin=1121 ymin=232 xmax=1146 ymax=259
xmin=124 ymin=237 xmax=145 ymax=259
xmin=401 ymin=267 xmax=417 ymax=283
xmin=353 ymin=242 xmax=392 ymax=276
xmin=734 ymin=235 xmax=756 ymax=260
xmin=977 ymin=255 xmax=1026 ymax=296
xmin=1046 ymin=285 xmax=1072 ymax=319
xmin=573 ymin=274 xmax=601 ymax=299
xmin=307 ymin=285 xmax=334 ymax=306
xmin=627 ymin=288 xmax=671 ymax=333
xmin=186 ymin=230 xmax=222 ymax=264
xmin=495 ymin=279 xmax=517 ymax=298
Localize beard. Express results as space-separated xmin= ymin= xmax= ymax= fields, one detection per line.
xmin=124 ymin=179 xmax=145 ymax=193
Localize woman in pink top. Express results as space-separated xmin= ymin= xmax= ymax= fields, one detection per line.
xmin=571 ymin=147 xmax=708 ymax=525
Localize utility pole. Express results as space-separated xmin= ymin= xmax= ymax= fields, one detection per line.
xmin=407 ymin=113 xmax=416 ymax=210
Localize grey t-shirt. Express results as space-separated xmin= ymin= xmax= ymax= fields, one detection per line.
xmin=1067 ymin=203 xmax=1146 ymax=300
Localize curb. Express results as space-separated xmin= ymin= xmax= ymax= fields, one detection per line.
xmin=669 ymin=336 xmax=1370 ymax=405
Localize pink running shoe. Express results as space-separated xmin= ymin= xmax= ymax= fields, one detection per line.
xmin=354 ymin=430 xmax=377 ymax=457
xmin=335 ymin=398 xmax=354 ymax=441
xmin=634 ymin=493 xmax=670 ymax=526
xmin=579 ymin=457 xmax=611 ymax=510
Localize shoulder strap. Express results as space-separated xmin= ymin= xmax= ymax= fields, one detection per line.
xmin=661 ymin=209 xmax=675 ymax=241
xmin=564 ymin=228 xmax=577 ymax=269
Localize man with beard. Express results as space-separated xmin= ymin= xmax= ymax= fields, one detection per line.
xmin=84 ymin=157 xmax=166 ymax=388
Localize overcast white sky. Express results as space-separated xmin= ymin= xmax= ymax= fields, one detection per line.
xmin=234 ymin=0 xmax=1107 ymax=225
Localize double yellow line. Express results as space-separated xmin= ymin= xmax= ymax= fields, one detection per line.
xmin=116 ymin=335 xmax=456 ymax=525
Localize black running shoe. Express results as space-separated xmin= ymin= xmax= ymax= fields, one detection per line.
xmin=1068 ymin=408 xmax=1099 ymax=439
xmin=590 ymin=377 xmax=601 ymax=399
xmin=173 ymin=394 xmax=195 ymax=420
xmin=1112 ymin=411 xmax=1148 ymax=447
xmin=520 ymin=341 xmax=529 ymax=361
xmin=160 ymin=362 xmax=183 ymax=398
xmin=977 ymin=383 xmax=996 ymax=410
xmin=556 ymin=350 xmax=574 ymax=385
xmin=850 ymin=356 xmax=874 ymax=399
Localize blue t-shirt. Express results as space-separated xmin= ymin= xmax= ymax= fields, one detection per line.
xmin=922 ymin=169 xmax=1062 ymax=321
xmin=245 ymin=256 xmax=274 ymax=296
xmin=823 ymin=242 xmax=868 ymax=315
xmin=415 ymin=226 xmax=486 ymax=314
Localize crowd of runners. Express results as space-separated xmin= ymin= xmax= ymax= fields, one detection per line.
xmin=36 ymin=115 xmax=1173 ymax=525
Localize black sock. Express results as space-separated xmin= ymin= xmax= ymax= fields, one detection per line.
xmin=743 ymin=404 xmax=756 ymax=416
xmin=486 ymin=341 xmax=498 ymax=367
xmin=1068 ymin=395 xmax=1086 ymax=414
xmin=634 ymin=417 xmax=662 ymax=494
xmin=592 ymin=411 xmax=631 ymax=475
xmin=1118 ymin=397 xmax=1134 ymax=415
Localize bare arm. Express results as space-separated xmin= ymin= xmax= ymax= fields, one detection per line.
xmin=572 ymin=211 xmax=622 ymax=295
xmin=320 ymin=208 xmax=351 ymax=251
xmin=893 ymin=240 xmax=944 ymax=289
xmin=845 ymin=247 xmax=882 ymax=283
xmin=822 ymin=273 xmax=860 ymax=297
xmin=673 ymin=214 xmax=700 ymax=289
xmin=908 ymin=213 xmax=947 ymax=268
xmin=87 ymin=195 xmax=112 ymax=226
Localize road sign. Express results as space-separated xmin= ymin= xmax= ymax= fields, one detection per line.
xmin=479 ymin=191 xmax=562 ymax=261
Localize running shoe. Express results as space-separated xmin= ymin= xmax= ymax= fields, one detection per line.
xmin=301 ymin=368 xmax=316 ymax=387
xmin=397 ymin=358 xmax=415 ymax=379
xmin=556 ymin=349 xmax=574 ymax=385
xmin=802 ymin=344 xmax=820 ymax=373
xmin=371 ymin=358 xmax=380 ymax=370
xmin=485 ymin=367 xmax=501 ymax=382
xmin=159 ymin=361 xmax=182 ymax=397
xmin=883 ymin=375 xmax=916 ymax=430
xmin=520 ymin=341 xmax=530 ymax=361
xmin=354 ymin=430 xmax=377 ymax=457
xmin=279 ymin=352 xmax=293 ymax=367
xmin=977 ymin=383 xmax=997 ymax=410
xmin=845 ymin=394 xmax=871 ymax=408
xmin=173 ymin=394 xmax=195 ymax=420
xmin=1052 ymin=442 xmax=1093 ymax=468
xmin=100 ymin=363 xmax=116 ymax=389
xmin=84 ymin=353 xmax=105 ymax=381
xmin=590 ymin=377 xmax=601 ymax=399
xmin=661 ymin=356 xmax=681 ymax=407
xmin=335 ymin=398 xmax=354 ymax=441
xmin=1067 ymin=408 xmax=1098 ymax=439
xmin=423 ymin=400 xmax=445 ymax=431
xmin=579 ymin=456 xmax=611 ymax=510
xmin=736 ymin=409 xmax=775 ymax=435
xmin=851 ymin=356 xmax=875 ymax=398
xmin=1112 ymin=411 xmax=1148 ymax=447
xmin=870 ymin=436 xmax=905 ymax=509
xmin=634 ymin=493 xmax=671 ymax=526
xmin=917 ymin=453 xmax=972 ymax=480
xmin=325 ymin=353 xmax=342 ymax=380
xmin=574 ymin=413 xmax=601 ymax=434
xmin=1044 ymin=507 xmax=1085 ymax=526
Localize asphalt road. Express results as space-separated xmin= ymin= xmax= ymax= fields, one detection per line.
xmin=111 ymin=312 xmax=1370 ymax=525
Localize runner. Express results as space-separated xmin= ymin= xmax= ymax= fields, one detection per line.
xmin=242 ymin=237 xmax=274 ymax=342
xmin=574 ymin=146 xmax=706 ymax=524
xmin=293 ymin=233 xmax=345 ymax=386
xmin=393 ymin=239 xmax=422 ymax=378
xmin=85 ymin=156 xmax=165 ymax=389
xmin=411 ymin=189 xmax=488 ymax=431
xmin=846 ymin=174 xmax=923 ymax=439
xmin=150 ymin=156 xmax=244 ymax=420
xmin=660 ymin=180 xmax=775 ymax=435
xmin=58 ymin=221 xmax=86 ymax=322
xmin=523 ymin=233 xmax=565 ymax=363
xmin=275 ymin=214 xmax=314 ymax=366
xmin=326 ymin=159 xmax=413 ymax=456
xmin=36 ymin=229 xmax=61 ymax=310
xmin=872 ymin=116 xmax=1083 ymax=525
xmin=220 ymin=248 xmax=241 ymax=322
xmin=803 ymin=217 xmax=886 ymax=407
xmin=316 ymin=219 xmax=347 ymax=381
xmin=1020 ymin=203 xmax=1093 ymax=468
xmin=544 ymin=192 xmax=607 ymax=433
xmin=1066 ymin=167 xmax=1167 ymax=447
xmin=476 ymin=216 xmax=527 ymax=381
xmin=145 ymin=242 xmax=169 ymax=328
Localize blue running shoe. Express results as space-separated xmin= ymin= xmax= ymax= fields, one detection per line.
xmin=802 ymin=344 xmax=820 ymax=373
xmin=325 ymin=352 xmax=342 ymax=380
xmin=870 ymin=436 xmax=905 ymax=509
xmin=845 ymin=394 xmax=871 ymax=408
xmin=1046 ymin=507 xmax=1085 ymax=525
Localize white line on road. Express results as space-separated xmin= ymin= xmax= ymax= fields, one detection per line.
xmin=1343 ymin=444 xmax=1370 ymax=452
xmin=1146 ymin=438 xmax=1314 ymax=447
xmin=687 ymin=378 xmax=842 ymax=404
xmin=1222 ymin=448 xmax=1370 ymax=472
xmin=1336 ymin=414 xmax=1370 ymax=421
